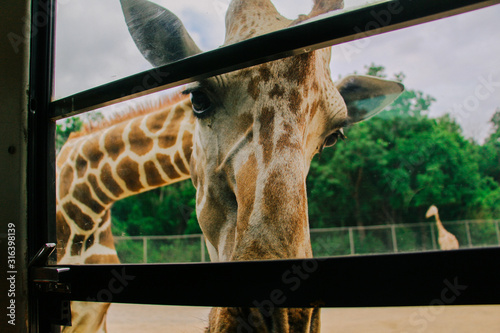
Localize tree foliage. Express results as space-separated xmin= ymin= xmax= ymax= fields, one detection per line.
xmin=307 ymin=65 xmax=500 ymax=229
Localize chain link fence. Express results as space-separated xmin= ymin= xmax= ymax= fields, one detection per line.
xmin=114 ymin=220 xmax=500 ymax=263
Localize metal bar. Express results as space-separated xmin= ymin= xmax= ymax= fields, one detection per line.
xmin=49 ymin=0 xmax=500 ymax=120
xmin=28 ymin=0 xmax=58 ymax=332
xmin=54 ymin=248 xmax=500 ymax=307
xmin=143 ymin=237 xmax=147 ymax=264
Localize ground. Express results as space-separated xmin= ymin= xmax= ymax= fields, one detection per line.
xmin=106 ymin=303 xmax=500 ymax=332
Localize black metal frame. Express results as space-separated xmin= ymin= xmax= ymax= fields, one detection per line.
xmin=28 ymin=0 xmax=500 ymax=331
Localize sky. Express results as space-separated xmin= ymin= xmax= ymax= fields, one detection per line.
xmin=54 ymin=0 xmax=500 ymax=143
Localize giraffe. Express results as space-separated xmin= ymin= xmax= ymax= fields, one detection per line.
xmin=426 ymin=205 xmax=460 ymax=250
xmin=56 ymin=0 xmax=404 ymax=331
xmin=56 ymin=93 xmax=195 ymax=332
xmin=119 ymin=0 xmax=404 ymax=331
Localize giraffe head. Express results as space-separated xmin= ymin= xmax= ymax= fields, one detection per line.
xmin=121 ymin=0 xmax=403 ymax=331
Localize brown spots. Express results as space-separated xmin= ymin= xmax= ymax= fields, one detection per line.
xmin=87 ymin=174 xmax=112 ymax=205
xmin=247 ymin=76 xmax=261 ymax=101
xmin=144 ymin=161 xmax=164 ymax=187
xmin=258 ymin=106 xmax=275 ymax=166
xmin=309 ymin=99 xmax=325 ymax=120
xmin=182 ymin=131 xmax=193 ymax=163
xmin=146 ymin=110 xmax=169 ymax=133
xmin=174 ymin=151 xmax=189 ymax=175
xmin=116 ymin=156 xmax=144 ymax=192
xmin=236 ymin=68 xmax=253 ymax=79
xmin=235 ymin=154 xmax=257 ymax=234
xmin=71 ymin=234 xmax=85 ymax=256
xmin=158 ymin=104 xmax=185 ymax=149
xmin=104 ymin=125 xmax=126 ymax=161
xmin=311 ymin=80 xmax=320 ymax=93
xmin=59 ymin=165 xmax=74 ymax=198
xmin=262 ymin=170 xmax=286 ymax=220
xmin=269 ymin=84 xmax=285 ymax=99
xmin=99 ymin=225 xmax=116 ymax=250
xmin=277 ymin=131 xmax=302 ymax=153
xmin=258 ymin=65 xmax=271 ymax=82
xmin=84 ymin=254 xmax=120 ymax=264
xmin=288 ymin=88 xmax=304 ymax=115
xmin=260 ymin=169 xmax=308 ymax=257
xmin=237 ymin=112 xmax=254 ymax=134
xmin=156 ymin=153 xmax=181 ymax=179
xmin=75 ymin=155 xmax=88 ymax=178
xmin=129 ymin=119 xmax=154 ymax=156
xmin=285 ymin=53 xmax=314 ymax=84
xmin=82 ymin=136 xmax=104 ymax=168
xmin=73 ymin=183 xmax=105 ymax=214
xmin=198 ymin=187 xmax=230 ymax=249
xmin=98 ymin=210 xmax=110 ymax=228
xmin=56 ymin=211 xmax=71 ymax=260
xmin=101 ymin=163 xmax=124 ymax=197
xmin=63 ymin=202 xmax=94 ymax=231
xmin=85 ymin=234 xmax=95 ymax=250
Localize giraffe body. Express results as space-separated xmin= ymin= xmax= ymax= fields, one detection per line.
xmin=57 ymin=0 xmax=404 ymax=331
xmin=426 ymin=205 xmax=459 ymax=250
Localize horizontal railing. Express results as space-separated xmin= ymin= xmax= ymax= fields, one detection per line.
xmin=114 ymin=220 xmax=500 ymax=263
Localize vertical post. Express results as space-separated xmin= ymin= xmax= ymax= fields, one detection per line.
xmin=200 ymin=236 xmax=206 ymax=262
xmin=495 ymin=220 xmax=500 ymax=246
xmin=349 ymin=228 xmax=355 ymax=255
xmin=391 ymin=225 xmax=398 ymax=253
xmin=143 ymin=237 xmax=148 ymax=263
xmin=27 ymin=0 xmax=57 ymax=332
xmin=430 ymin=224 xmax=437 ymax=250
xmin=465 ymin=221 xmax=472 ymax=248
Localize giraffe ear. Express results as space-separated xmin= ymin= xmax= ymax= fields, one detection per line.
xmin=336 ymin=75 xmax=404 ymax=124
xmin=120 ymin=0 xmax=201 ymax=67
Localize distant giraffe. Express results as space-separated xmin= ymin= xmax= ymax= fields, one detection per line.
xmin=57 ymin=0 xmax=405 ymax=331
xmin=426 ymin=205 xmax=460 ymax=250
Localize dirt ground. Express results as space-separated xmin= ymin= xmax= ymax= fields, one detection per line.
xmin=107 ymin=303 xmax=500 ymax=332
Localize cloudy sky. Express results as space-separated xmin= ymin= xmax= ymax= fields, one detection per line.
xmin=54 ymin=0 xmax=500 ymax=143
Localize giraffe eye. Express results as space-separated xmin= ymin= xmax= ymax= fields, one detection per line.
xmin=324 ymin=129 xmax=346 ymax=147
xmin=190 ymin=91 xmax=213 ymax=118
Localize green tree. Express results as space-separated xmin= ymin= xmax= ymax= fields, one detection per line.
xmin=112 ymin=180 xmax=200 ymax=236
xmin=307 ymin=65 xmax=494 ymax=231
xmin=56 ymin=117 xmax=83 ymax=152
xmin=55 ymin=111 xmax=104 ymax=152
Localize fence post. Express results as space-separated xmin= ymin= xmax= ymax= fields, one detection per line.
xmin=465 ymin=221 xmax=472 ymax=247
xmin=495 ymin=220 xmax=500 ymax=246
xmin=391 ymin=225 xmax=398 ymax=253
xmin=349 ymin=228 xmax=355 ymax=255
xmin=143 ymin=237 xmax=148 ymax=263
xmin=200 ymin=235 xmax=206 ymax=262
xmin=430 ymin=224 xmax=437 ymax=250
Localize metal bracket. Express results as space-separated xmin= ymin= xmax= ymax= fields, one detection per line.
xmin=29 ymin=243 xmax=72 ymax=326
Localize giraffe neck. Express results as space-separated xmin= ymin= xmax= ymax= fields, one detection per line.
xmin=434 ymin=212 xmax=447 ymax=235
xmin=56 ymin=97 xmax=195 ymax=263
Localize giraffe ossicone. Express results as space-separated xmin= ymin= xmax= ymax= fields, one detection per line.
xmin=57 ymin=0 xmax=404 ymax=332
